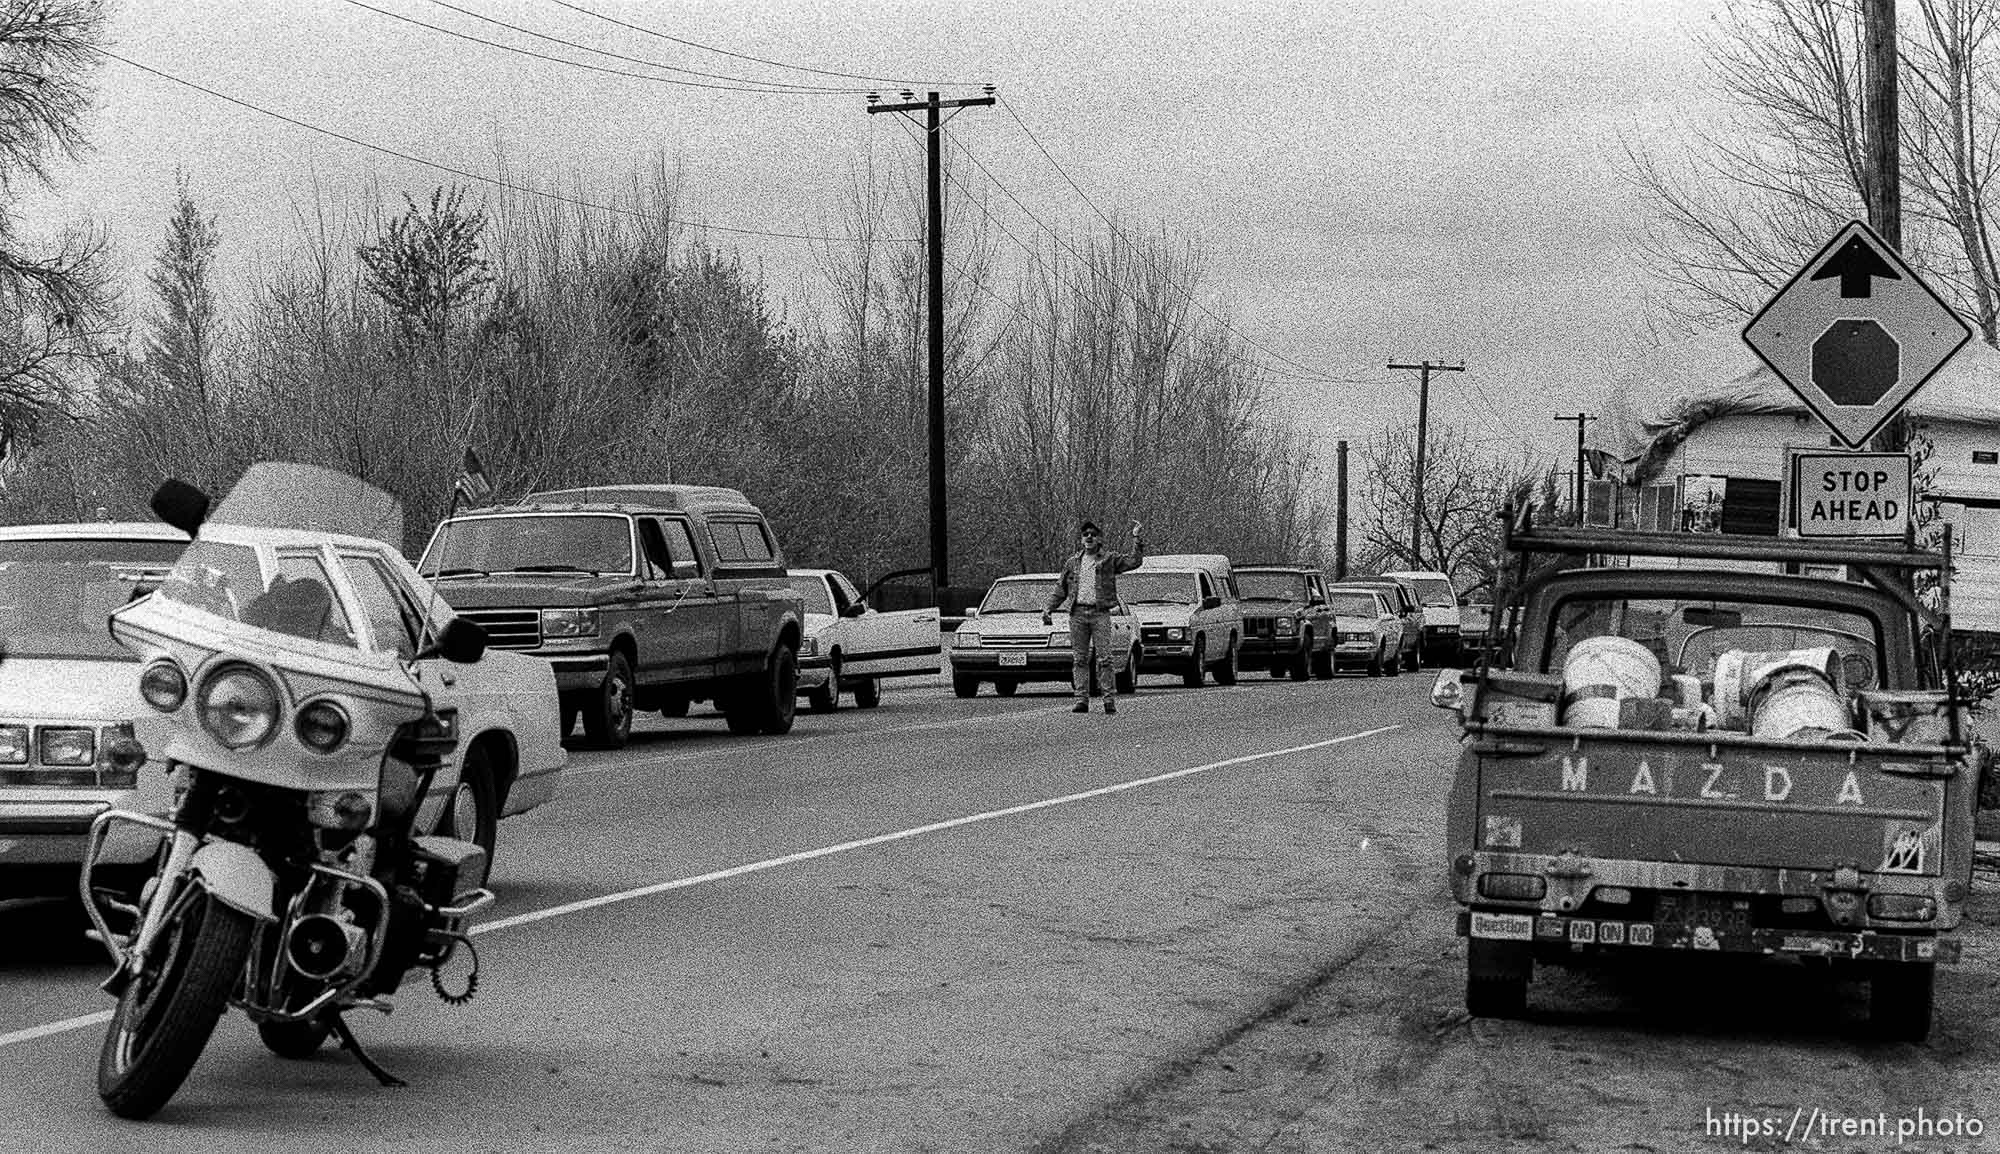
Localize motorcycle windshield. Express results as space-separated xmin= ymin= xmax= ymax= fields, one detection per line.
xmin=210 ymin=461 xmax=405 ymax=548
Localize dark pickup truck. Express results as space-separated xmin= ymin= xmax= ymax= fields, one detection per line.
xmin=418 ymin=484 xmax=804 ymax=748
xmin=1441 ymin=519 xmax=1974 ymax=1040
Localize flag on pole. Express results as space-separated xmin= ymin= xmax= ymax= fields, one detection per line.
xmin=454 ymin=448 xmax=494 ymax=507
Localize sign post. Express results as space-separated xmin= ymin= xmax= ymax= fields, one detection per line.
xmin=1743 ymin=220 xmax=1971 ymax=449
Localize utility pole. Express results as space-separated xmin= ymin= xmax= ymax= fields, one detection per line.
xmin=1335 ymin=440 xmax=1349 ymax=580
xmin=1553 ymin=412 xmax=1597 ymax=520
xmin=1387 ymin=360 xmax=1465 ymax=566
xmin=1864 ymin=0 xmax=1901 ymax=251
xmin=867 ymin=88 xmax=994 ymax=606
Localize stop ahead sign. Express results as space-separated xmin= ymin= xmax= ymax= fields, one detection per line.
xmin=1742 ymin=221 xmax=1971 ymax=449
xmin=1790 ymin=450 xmax=1911 ymax=539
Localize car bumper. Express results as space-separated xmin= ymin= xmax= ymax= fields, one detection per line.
xmin=1456 ymin=908 xmax=1957 ymax=964
xmin=545 ymin=653 xmax=610 ymax=692
xmin=1238 ymin=637 xmax=1303 ymax=662
xmin=0 ymin=800 xmax=163 ymax=872
xmin=951 ymin=650 xmax=1081 ymax=680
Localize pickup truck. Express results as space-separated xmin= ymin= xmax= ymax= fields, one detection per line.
xmin=782 ymin=569 xmax=940 ymax=711
xmin=1440 ymin=518 xmax=1974 ymax=1040
xmin=1234 ymin=565 xmax=1336 ymax=680
xmin=418 ymin=484 xmax=805 ymax=748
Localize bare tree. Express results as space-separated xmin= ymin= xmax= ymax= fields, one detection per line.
xmin=1357 ymin=421 xmax=1542 ymax=590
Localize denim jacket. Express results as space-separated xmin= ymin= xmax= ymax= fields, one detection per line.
xmin=1046 ymin=541 xmax=1145 ymax=612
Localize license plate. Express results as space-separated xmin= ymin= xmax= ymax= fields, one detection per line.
xmin=998 ymin=653 xmax=1028 ymax=667
xmin=1469 ymin=912 xmax=1533 ymax=941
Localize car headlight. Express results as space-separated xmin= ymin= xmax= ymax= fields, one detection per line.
xmin=954 ymin=631 xmax=981 ymax=648
xmin=0 ymin=725 xmax=26 ymax=765
xmin=38 ymin=726 xmax=95 ymax=766
xmin=1275 ymin=618 xmax=1295 ymax=635
xmin=1341 ymin=631 xmax=1370 ymax=643
xmin=1166 ymin=628 xmax=1185 ymax=640
xmin=1049 ymin=631 xmax=1070 ymax=647
xmin=800 ymin=635 xmax=819 ymax=656
xmin=197 ymin=664 xmax=282 ymax=749
xmin=540 ymin=608 xmax=600 ymax=638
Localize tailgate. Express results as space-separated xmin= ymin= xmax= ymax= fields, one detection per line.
xmin=1474 ymin=733 xmax=1949 ymax=875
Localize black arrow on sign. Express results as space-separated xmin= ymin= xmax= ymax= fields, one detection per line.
xmin=1810 ymin=235 xmax=1902 ymax=298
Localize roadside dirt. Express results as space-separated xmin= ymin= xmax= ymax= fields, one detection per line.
xmin=1046 ymin=863 xmax=2000 ymax=1153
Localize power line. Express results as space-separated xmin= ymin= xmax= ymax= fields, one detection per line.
xmin=543 ymin=0 xmax=984 ymax=90
xmin=994 ymin=96 xmax=1367 ymax=388
xmin=94 ymin=48 xmax=918 ymax=244
xmin=413 ymin=0 xmax=873 ymax=92
xmin=342 ymin=0 xmax=860 ymax=94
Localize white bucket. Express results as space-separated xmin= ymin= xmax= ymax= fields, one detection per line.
xmin=1751 ymin=673 xmax=1852 ymax=739
xmin=1561 ymin=636 xmax=1662 ymax=728
xmin=1714 ymin=647 xmax=1840 ymax=730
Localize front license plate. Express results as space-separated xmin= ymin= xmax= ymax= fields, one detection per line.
xmin=998 ymin=653 xmax=1028 ymax=667
xmin=1469 ymin=912 xmax=1533 ymax=941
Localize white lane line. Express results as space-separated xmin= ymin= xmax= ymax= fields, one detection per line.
xmin=0 ymin=723 xmax=1398 ymax=1050
xmin=566 ymin=701 xmax=1081 ymax=777
xmin=0 ymin=1011 xmax=111 ymax=1049
xmin=476 ymin=724 xmax=1399 ymax=934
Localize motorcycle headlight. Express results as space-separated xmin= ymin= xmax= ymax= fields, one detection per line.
xmin=140 ymin=659 xmax=188 ymax=712
xmin=954 ymin=631 xmax=981 ymax=648
xmin=196 ymin=663 xmax=282 ymax=750
xmin=1166 ymin=628 xmax=1186 ymax=640
xmin=296 ymin=699 xmax=351 ymax=753
xmin=1275 ymin=618 xmax=1296 ymax=635
xmin=540 ymin=607 xmax=600 ymax=638
xmin=306 ymin=788 xmax=376 ymax=831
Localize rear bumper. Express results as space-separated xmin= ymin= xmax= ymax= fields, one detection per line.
xmin=1457 ymin=907 xmax=1959 ymax=964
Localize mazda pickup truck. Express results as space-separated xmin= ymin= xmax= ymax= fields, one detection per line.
xmin=1440 ymin=519 xmax=1973 ymax=1041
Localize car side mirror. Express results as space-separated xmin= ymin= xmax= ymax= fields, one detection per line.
xmin=1200 ymin=595 xmax=1221 ymax=610
xmin=841 ymin=602 xmax=867 ymax=618
xmin=419 ymin=617 xmax=489 ymax=664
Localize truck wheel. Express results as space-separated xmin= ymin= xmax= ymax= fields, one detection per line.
xmin=1182 ymin=639 xmax=1206 ymax=688
xmin=994 ymin=679 xmax=1019 ymax=697
xmin=952 ymin=674 xmax=980 ymax=698
xmin=1465 ymin=938 xmax=1530 ymax=1019
xmin=1116 ymin=648 xmax=1138 ymax=694
xmin=1868 ymin=961 xmax=1936 ymax=1041
xmin=751 ymin=644 xmax=798 ymax=735
xmin=1310 ymin=645 xmax=1334 ymax=680
xmin=1289 ymin=635 xmax=1312 ymax=681
xmin=808 ymin=656 xmax=842 ymax=713
xmin=1213 ymin=638 xmax=1239 ymax=685
xmin=853 ymin=676 xmax=882 ymax=709
xmin=582 ymin=652 xmax=635 ymax=749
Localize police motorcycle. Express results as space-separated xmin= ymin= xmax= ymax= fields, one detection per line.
xmin=80 ymin=464 xmax=495 ymax=1119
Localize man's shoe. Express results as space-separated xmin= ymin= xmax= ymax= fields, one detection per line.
xmin=1103 ymin=697 xmax=1117 ymax=714
xmin=1071 ymin=701 xmax=1090 ymax=713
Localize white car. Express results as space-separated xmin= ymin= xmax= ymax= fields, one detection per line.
xmin=0 ymin=523 xmax=189 ymax=899
xmin=117 ymin=512 xmax=567 ymax=870
xmin=784 ymin=569 xmax=940 ymax=711
xmin=950 ymin=574 xmax=1140 ymax=697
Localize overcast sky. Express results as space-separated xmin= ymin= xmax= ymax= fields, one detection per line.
xmin=26 ymin=0 xmax=1732 ymax=466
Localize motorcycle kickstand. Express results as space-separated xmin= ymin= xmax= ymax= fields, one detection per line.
xmin=329 ymin=1012 xmax=407 ymax=1088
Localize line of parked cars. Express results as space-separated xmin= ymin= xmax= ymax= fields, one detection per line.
xmin=948 ymin=554 xmax=1468 ymax=697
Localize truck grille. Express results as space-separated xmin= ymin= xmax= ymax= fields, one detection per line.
xmin=1243 ymin=617 xmax=1275 ymax=638
xmin=457 ymin=608 xmax=541 ymax=649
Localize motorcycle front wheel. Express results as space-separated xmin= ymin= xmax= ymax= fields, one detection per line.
xmin=97 ymin=884 xmax=255 ymax=1119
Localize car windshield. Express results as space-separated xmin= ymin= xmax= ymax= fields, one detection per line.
xmin=420 ymin=513 xmax=633 ymax=577
xmin=982 ymin=579 xmax=1055 ymax=614
xmin=0 ymin=538 xmax=184 ymax=660
xmin=1545 ymin=594 xmax=1886 ymax=692
xmin=157 ymin=541 xmax=360 ymax=649
xmin=1237 ymin=571 xmax=1307 ymax=601
xmin=1327 ymin=592 xmax=1381 ymax=617
xmin=1122 ymin=572 xmax=1199 ymax=604
xmin=781 ymin=575 xmax=835 ymax=616
xmin=1408 ymin=577 xmax=1456 ymax=608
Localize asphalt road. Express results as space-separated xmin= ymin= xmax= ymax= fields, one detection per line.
xmin=0 ymin=666 xmax=1447 ymax=1151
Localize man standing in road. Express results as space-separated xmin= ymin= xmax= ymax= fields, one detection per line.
xmin=1044 ymin=519 xmax=1145 ymax=714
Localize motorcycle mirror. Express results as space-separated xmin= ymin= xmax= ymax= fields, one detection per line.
xmin=149 ymin=478 xmax=211 ymax=539
xmin=419 ymin=617 xmax=489 ymax=664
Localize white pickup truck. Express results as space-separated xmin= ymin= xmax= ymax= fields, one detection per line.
xmin=783 ymin=569 xmax=941 ymax=711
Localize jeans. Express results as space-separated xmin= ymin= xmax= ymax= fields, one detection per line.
xmin=1070 ymin=605 xmax=1116 ymax=700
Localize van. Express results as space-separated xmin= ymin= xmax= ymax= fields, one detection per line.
xmin=1382 ymin=569 xmax=1462 ymax=664
xmin=1127 ymin=553 xmax=1243 ymax=686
